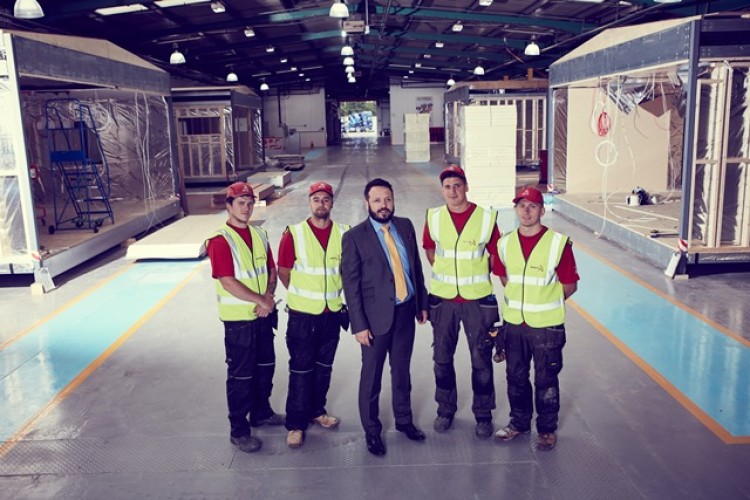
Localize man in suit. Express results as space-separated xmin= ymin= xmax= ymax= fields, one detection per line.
xmin=341 ymin=178 xmax=429 ymax=456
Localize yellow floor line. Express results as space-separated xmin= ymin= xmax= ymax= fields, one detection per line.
xmin=0 ymin=262 xmax=135 ymax=351
xmin=569 ymin=300 xmax=750 ymax=445
xmin=575 ymin=241 xmax=750 ymax=348
xmin=0 ymin=262 xmax=207 ymax=458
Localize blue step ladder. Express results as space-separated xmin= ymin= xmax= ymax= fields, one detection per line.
xmin=45 ymin=98 xmax=114 ymax=234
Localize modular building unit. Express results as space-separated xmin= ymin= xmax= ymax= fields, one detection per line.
xmin=171 ymin=87 xmax=265 ymax=184
xmin=0 ymin=30 xmax=180 ymax=290
xmin=548 ymin=14 xmax=750 ymax=275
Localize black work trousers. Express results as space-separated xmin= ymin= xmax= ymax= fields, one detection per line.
xmin=430 ymin=298 xmax=497 ymax=422
xmin=284 ymin=309 xmax=341 ymax=431
xmin=504 ymin=322 xmax=566 ymax=434
xmin=223 ymin=317 xmax=276 ymax=439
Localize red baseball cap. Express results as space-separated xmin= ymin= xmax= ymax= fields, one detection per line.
xmin=309 ymin=181 xmax=334 ymax=197
xmin=513 ymin=186 xmax=544 ymax=205
xmin=226 ymin=182 xmax=255 ymax=199
xmin=439 ymin=164 xmax=466 ymax=182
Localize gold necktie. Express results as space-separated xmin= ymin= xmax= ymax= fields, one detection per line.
xmin=382 ymin=224 xmax=408 ymax=302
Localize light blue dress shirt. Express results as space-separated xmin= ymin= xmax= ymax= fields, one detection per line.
xmin=369 ymin=217 xmax=414 ymax=304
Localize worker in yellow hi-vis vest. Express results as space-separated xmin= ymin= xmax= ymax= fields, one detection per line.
xmin=423 ymin=165 xmax=503 ymax=439
xmin=205 ymin=182 xmax=285 ymax=454
xmin=493 ymin=186 xmax=580 ymax=452
xmin=277 ymin=181 xmax=350 ymax=449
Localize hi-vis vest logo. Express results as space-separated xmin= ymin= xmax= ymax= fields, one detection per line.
xmin=530 ymin=264 xmax=544 ymax=273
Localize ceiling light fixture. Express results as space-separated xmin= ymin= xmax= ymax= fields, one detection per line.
xmin=155 ymin=0 xmax=209 ymax=7
xmin=435 ymin=41 xmax=444 ymax=48
xmin=95 ymin=4 xmax=148 ymax=16
xmin=226 ymin=71 xmax=238 ymax=82
xmin=415 ymin=62 xmax=422 ymax=68
xmin=423 ymin=54 xmax=431 ymax=59
xmin=290 ymin=66 xmax=298 ymax=71
xmin=653 ymin=0 xmax=682 ymax=3
xmin=244 ymin=27 xmax=255 ymax=37
xmin=299 ymin=73 xmax=304 ymax=77
xmin=280 ymin=57 xmax=288 ymax=63
xmin=452 ymin=21 xmax=463 ymax=33
xmin=305 ymin=77 xmax=311 ymax=82
xmin=170 ymin=44 xmax=186 ymax=65
xmin=345 ymin=66 xmax=355 ymax=74
xmin=524 ymin=41 xmax=540 ymax=56
xmin=473 ymin=63 xmax=485 ymax=76
xmin=210 ymin=1 xmax=225 ymax=13
xmin=14 ymin=0 xmax=44 ymax=19
xmin=349 ymin=77 xmax=356 ymax=83
xmin=260 ymin=82 xmax=269 ymax=91
xmin=341 ymin=44 xmax=354 ymax=56
xmin=266 ymin=46 xmax=275 ymax=53
xmin=479 ymin=0 xmax=493 ymax=5
xmin=343 ymin=56 xmax=355 ymax=66
xmin=447 ymin=77 xmax=456 ymax=86
xmin=329 ymin=0 xmax=349 ymax=18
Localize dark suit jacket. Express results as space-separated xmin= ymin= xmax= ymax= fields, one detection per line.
xmin=342 ymin=215 xmax=428 ymax=336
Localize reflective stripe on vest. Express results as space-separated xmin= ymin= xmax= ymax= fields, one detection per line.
xmin=207 ymin=224 xmax=269 ymax=321
xmin=287 ymin=221 xmax=348 ymax=314
xmin=498 ymin=229 xmax=566 ymax=328
xmin=427 ymin=205 xmax=496 ymax=300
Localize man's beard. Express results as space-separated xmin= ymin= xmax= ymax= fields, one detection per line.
xmin=368 ymin=206 xmax=393 ymax=223
xmin=312 ymin=208 xmax=330 ymax=221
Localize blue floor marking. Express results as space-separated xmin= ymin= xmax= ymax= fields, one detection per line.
xmin=574 ymin=249 xmax=750 ymax=437
xmin=305 ymin=149 xmax=324 ymax=160
xmin=0 ymin=260 xmax=201 ymax=443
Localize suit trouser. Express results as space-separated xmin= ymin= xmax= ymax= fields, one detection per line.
xmin=358 ymin=300 xmax=416 ymax=435
xmin=285 ymin=309 xmax=341 ymax=431
xmin=504 ymin=322 xmax=566 ymax=434
xmin=430 ymin=299 xmax=497 ymax=421
xmin=223 ymin=318 xmax=276 ymax=438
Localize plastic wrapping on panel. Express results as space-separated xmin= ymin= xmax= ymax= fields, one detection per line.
xmin=691 ymin=163 xmax=708 ymax=244
xmin=721 ymin=66 xmax=750 ymax=245
xmin=0 ymin=80 xmax=18 ymax=175
xmin=0 ymin=78 xmax=31 ymax=262
xmin=223 ymin=105 xmax=235 ymax=179
xmin=252 ymin=108 xmax=263 ymax=165
xmin=692 ymin=77 xmax=721 ymax=245
xmin=444 ymin=101 xmax=454 ymax=157
xmin=22 ymin=91 xmax=174 ymax=202
xmin=0 ymin=176 xmax=26 ymax=261
xmin=552 ymin=88 xmax=567 ymax=192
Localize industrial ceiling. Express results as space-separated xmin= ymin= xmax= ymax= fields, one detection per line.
xmin=1 ymin=0 xmax=749 ymax=100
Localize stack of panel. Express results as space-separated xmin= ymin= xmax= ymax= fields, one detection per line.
xmin=404 ymin=113 xmax=430 ymax=163
xmin=460 ymin=105 xmax=517 ymax=208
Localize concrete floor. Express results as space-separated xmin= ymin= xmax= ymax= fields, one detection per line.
xmin=1 ymin=139 xmax=749 ymax=499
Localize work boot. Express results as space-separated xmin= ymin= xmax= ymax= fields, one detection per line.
xmin=537 ymin=432 xmax=557 ymax=451
xmin=494 ymin=425 xmax=529 ymax=442
xmin=475 ymin=421 xmax=493 ymax=438
xmin=287 ymin=430 xmax=305 ymax=449
xmin=230 ymin=435 xmax=262 ymax=453
xmin=433 ymin=415 xmax=453 ymax=433
xmin=311 ymin=414 xmax=340 ymax=429
xmin=251 ymin=412 xmax=286 ymax=427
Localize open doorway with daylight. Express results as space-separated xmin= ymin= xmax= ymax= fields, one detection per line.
xmin=340 ymin=101 xmax=378 ymax=139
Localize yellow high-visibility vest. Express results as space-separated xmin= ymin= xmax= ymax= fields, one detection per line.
xmin=287 ymin=221 xmax=349 ymax=314
xmin=427 ymin=205 xmax=496 ymax=300
xmin=498 ymin=229 xmax=567 ymax=328
xmin=206 ymin=224 xmax=269 ymax=321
